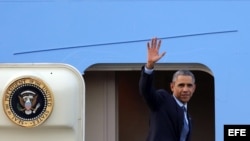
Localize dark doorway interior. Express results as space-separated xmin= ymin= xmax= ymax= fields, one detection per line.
xmin=117 ymin=70 xmax=215 ymax=141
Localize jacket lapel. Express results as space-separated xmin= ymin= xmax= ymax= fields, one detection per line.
xmin=187 ymin=112 xmax=192 ymax=141
xmin=177 ymin=104 xmax=184 ymax=135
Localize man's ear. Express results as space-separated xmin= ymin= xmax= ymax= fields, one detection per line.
xmin=193 ymin=84 xmax=196 ymax=92
xmin=170 ymin=82 xmax=174 ymax=92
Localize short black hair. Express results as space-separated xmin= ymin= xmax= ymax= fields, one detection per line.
xmin=172 ymin=70 xmax=195 ymax=83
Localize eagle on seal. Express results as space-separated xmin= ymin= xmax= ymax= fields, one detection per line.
xmin=18 ymin=90 xmax=40 ymax=115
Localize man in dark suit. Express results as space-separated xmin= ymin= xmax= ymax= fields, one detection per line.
xmin=139 ymin=37 xmax=196 ymax=141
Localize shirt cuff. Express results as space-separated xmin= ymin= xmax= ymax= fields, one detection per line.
xmin=144 ymin=66 xmax=154 ymax=74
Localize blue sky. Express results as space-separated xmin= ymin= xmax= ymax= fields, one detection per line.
xmin=1 ymin=1 xmax=248 ymax=73
xmin=1 ymin=1 xmax=247 ymax=65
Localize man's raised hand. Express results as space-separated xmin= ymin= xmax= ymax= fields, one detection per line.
xmin=146 ymin=37 xmax=166 ymax=69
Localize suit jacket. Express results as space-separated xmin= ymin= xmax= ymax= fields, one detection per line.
xmin=139 ymin=66 xmax=192 ymax=141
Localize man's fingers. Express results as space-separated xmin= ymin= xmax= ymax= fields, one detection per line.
xmin=160 ymin=52 xmax=166 ymax=58
xmin=151 ymin=38 xmax=154 ymax=48
xmin=147 ymin=42 xmax=150 ymax=49
xmin=157 ymin=39 xmax=161 ymax=50
xmin=148 ymin=37 xmax=160 ymax=49
xmin=148 ymin=37 xmax=162 ymax=51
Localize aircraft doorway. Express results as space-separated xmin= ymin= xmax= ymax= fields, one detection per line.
xmin=84 ymin=63 xmax=215 ymax=141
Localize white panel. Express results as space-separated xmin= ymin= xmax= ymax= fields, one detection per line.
xmin=84 ymin=71 xmax=116 ymax=141
xmin=0 ymin=63 xmax=85 ymax=141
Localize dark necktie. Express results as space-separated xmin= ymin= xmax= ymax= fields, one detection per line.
xmin=180 ymin=106 xmax=189 ymax=141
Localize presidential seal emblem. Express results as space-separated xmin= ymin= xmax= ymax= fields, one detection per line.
xmin=2 ymin=76 xmax=54 ymax=127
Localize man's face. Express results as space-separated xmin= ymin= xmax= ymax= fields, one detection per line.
xmin=171 ymin=75 xmax=196 ymax=104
